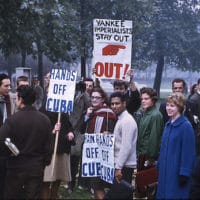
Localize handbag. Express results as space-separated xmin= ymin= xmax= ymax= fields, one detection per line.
xmin=135 ymin=167 xmax=158 ymax=198
xmin=104 ymin=179 xmax=135 ymax=199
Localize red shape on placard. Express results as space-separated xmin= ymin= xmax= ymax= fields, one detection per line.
xmin=102 ymin=45 xmax=126 ymax=56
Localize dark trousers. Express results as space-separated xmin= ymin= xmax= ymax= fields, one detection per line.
xmin=0 ymin=157 xmax=7 ymax=199
xmin=4 ymin=168 xmax=44 ymax=199
xmin=70 ymin=155 xmax=80 ymax=189
xmin=105 ymin=167 xmax=134 ymax=200
xmin=70 ymin=154 xmax=90 ymax=189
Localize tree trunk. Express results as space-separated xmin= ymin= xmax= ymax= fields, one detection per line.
xmin=37 ymin=37 xmax=44 ymax=88
xmin=153 ymin=55 xmax=164 ymax=97
xmin=21 ymin=49 xmax=26 ymax=67
xmin=80 ymin=0 xmax=86 ymax=79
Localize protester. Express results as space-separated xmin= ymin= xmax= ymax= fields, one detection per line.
xmin=92 ymin=68 xmax=141 ymax=115
xmin=189 ymin=78 xmax=200 ymax=155
xmin=113 ymin=69 xmax=141 ymax=115
xmin=0 ymin=85 xmax=52 ymax=199
xmin=0 ymin=73 xmax=15 ymax=199
xmin=188 ymin=83 xmax=197 ymax=99
xmin=82 ymin=87 xmax=117 ymax=199
xmin=107 ymin=92 xmax=138 ymax=200
xmin=83 ymin=77 xmax=94 ymax=95
xmin=159 ymin=78 xmax=196 ymax=127
xmin=32 ymin=76 xmax=44 ymax=110
xmin=137 ymin=87 xmax=163 ymax=171
xmin=16 ymin=75 xmax=29 ymax=87
xmin=40 ymin=76 xmax=75 ymax=199
xmin=68 ymin=81 xmax=91 ymax=192
xmin=157 ymin=92 xmax=196 ymax=199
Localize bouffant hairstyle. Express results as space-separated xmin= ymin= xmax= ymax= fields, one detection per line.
xmin=166 ymin=92 xmax=185 ymax=114
xmin=140 ymin=87 xmax=158 ymax=104
xmin=91 ymin=86 xmax=108 ymax=105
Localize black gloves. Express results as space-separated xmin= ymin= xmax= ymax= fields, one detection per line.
xmin=179 ymin=175 xmax=188 ymax=186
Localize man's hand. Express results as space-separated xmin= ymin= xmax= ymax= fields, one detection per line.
xmin=115 ymin=169 xmax=122 ymax=183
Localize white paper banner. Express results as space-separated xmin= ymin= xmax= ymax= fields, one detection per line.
xmin=82 ymin=133 xmax=115 ymax=184
xmin=46 ymin=69 xmax=77 ymax=113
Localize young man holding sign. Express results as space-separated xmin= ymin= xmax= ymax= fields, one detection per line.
xmin=109 ymin=92 xmax=138 ymax=199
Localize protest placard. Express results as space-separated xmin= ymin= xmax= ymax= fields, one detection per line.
xmin=92 ymin=19 xmax=132 ymax=80
xmin=82 ymin=133 xmax=115 ymax=184
xmin=46 ymin=68 xmax=77 ymax=113
xmin=45 ymin=68 xmax=77 ymax=177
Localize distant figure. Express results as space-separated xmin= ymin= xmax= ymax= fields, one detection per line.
xmin=32 ymin=76 xmax=44 ymax=110
xmin=16 ymin=76 xmax=29 ymax=87
xmin=188 ymin=83 xmax=197 ymax=99
xmin=157 ymin=92 xmax=196 ymax=199
xmin=83 ymin=77 xmax=94 ymax=95
xmin=189 ymin=78 xmax=200 ymax=155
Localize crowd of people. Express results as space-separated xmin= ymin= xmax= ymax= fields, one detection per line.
xmin=0 ymin=70 xmax=199 ymax=199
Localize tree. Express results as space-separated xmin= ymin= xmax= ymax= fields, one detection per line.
xmin=134 ymin=0 xmax=200 ymax=95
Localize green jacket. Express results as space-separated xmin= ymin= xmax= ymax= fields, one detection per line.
xmin=137 ymin=106 xmax=164 ymax=159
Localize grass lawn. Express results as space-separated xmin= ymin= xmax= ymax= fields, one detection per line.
xmin=58 ymin=185 xmax=94 ymax=199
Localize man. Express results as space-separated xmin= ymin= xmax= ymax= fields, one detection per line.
xmin=0 ymin=85 xmax=52 ymax=199
xmin=0 ymin=73 xmax=14 ymax=199
xmin=32 ymin=76 xmax=44 ymax=110
xmin=68 ymin=81 xmax=91 ymax=192
xmin=109 ymin=92 xmax=138 ymax=199
xmin=189 ymin=78 xmax=200 ymax=155
xmin=159 ymin=78 xmax=196 ymax=126
xmin=83 ymin=77 xmax=94 ymax=95
xmin=16 ymin=76 xmax=29 ymax=87
xmin=190 ymin=78 xmax=200 ymax=121
xmin=113 ymin=79 xmax=141 ymax=115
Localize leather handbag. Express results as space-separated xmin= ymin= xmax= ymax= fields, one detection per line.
xmin=135 ymin=167 xmax=158 ymax=198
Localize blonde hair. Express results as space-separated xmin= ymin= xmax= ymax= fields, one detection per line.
xmin=166 ymin=92 xmax=186 ymax=114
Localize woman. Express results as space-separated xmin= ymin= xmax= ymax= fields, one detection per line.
xmin=157 ymin=92 xmax=196 ymax=199
xmin=40 ymin=72 xmax=75 ymax=199
xmin=82 ymin=87 xmax=117 ymax=200
xmin=137 ymin=87 xmax=164 ymax=171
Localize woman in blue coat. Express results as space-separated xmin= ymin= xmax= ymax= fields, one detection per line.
xmin=157 ymin=92 xmax=196 ymax=199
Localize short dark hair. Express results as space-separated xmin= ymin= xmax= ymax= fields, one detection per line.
xmin=140 ymin=87 xmax=158 ymax=104
xmin=0 ymin=73 xmax=9 ymax=86
xmin=110 ymin=92 xmax=126 ymax=102
xmin=17 ymin=85 xmax=36 ymax=105
xmin=83 ymin=77 xmax=94 ymax=83
xmin=172 ymin=78 xmax=186 ymax=89
xmin=17 ymin=76 xmax=29 ymax=86
xmin=113 ymin=80 xmax=128 ymax=90
xmin=197 ymin=78 xmax=200 ymax=85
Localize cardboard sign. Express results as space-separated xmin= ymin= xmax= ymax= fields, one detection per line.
xmin=46 ymin=69 xmax=77 ymax=113
xmin=82 ymin=133 xmax=115 ymax=184
xmin=92 ymin=19 xmax=132 ymax=80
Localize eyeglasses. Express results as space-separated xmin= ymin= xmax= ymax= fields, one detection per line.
xmin=91 ymin=96 xmax=102 ymax=100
